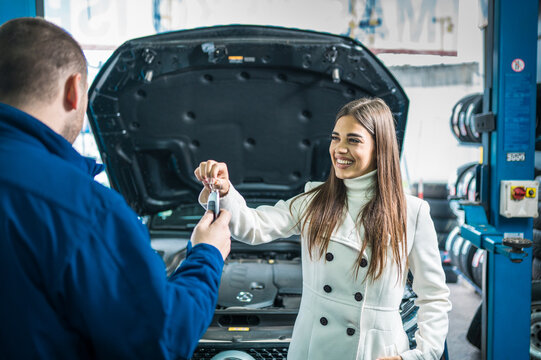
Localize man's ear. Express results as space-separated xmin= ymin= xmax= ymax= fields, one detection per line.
xmin=64 ymin=73 xmax=83 ymax=111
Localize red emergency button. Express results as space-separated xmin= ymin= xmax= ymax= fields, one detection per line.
xmin=511 ymin=186 xmax=526 ymax=200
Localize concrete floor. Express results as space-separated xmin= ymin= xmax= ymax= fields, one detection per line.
xmin=447 ymin=277 xmax=482 ymax=360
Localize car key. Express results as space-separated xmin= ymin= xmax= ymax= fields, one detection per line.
xmin=207 ymin=189 xmax=220 ymax=221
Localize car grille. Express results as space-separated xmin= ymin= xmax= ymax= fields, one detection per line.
xmin=191 ymin=344 xmax=289 ymax=359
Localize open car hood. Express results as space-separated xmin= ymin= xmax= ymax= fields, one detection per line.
xmin=87 ymin=25 xmax=408 ymax=215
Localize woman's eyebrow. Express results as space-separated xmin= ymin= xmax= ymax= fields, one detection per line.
xmin=331 ymin=131 xmax=364 ymax=138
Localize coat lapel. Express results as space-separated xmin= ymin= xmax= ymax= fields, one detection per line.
xmin=329 ymin=213 xmax=364 ymax=252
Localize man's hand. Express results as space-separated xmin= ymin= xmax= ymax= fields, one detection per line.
xmin=191 ymin=209 xmax=231 ymax=260
xmin=376 ymin=356 xmax=402 ymax=360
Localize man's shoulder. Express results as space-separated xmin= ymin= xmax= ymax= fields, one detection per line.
xmin=1 ymin=146 xmax=131 ymax=225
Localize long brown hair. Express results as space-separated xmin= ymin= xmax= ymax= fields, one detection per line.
xmin=292 ymin=98 xmax=407 ymax=282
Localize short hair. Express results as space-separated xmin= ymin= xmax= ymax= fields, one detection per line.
xmin=0 ymin=17 xmax=87 ymax=106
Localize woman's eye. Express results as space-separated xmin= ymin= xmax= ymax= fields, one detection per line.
xmin=331 ymin=135 xmax=339 ymax=141
xmin=349 ymin=138 xmax=361 ymax=144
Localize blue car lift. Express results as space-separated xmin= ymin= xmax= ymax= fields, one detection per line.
xmin=460 ymin=0 xmax=538 ymax=359
xmin=0 ymin=0 xmax=43 ymax=25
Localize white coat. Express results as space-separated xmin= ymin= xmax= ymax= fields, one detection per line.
xmin=215 ymin=182 xmax=451 ymax=360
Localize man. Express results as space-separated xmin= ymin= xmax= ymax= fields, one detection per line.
xmin=0 ymin=17 xmax=231 ymax=359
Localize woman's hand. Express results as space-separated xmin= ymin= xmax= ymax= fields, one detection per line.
xmin=376 ymin=356 xmax=402 ymax=360
xmin=194 ymin=160 xmax=231 ymax=200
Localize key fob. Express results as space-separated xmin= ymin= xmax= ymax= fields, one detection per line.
xmin=208 ymin=190 xmax=220 ymax=221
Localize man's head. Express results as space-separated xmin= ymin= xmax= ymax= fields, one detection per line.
xmin=0 ymin=17 xmax=88 ymax=143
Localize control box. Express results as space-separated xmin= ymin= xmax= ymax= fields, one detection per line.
xmin=500 ymin=180 xmax=539 ymax=218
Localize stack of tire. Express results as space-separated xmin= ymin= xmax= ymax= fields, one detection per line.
xmin=447 ymin=95 xmax=483 ymax=288
xmin=531 ymin=86 xmax=541 ymax=358
xmin=411 ymin=182 xmax=458 ymax=283
xmin=448 ymin=162 xmax=478 ymax=203
xmin=533 ymin=181 xmax=541 ymax=280
xmin=444 ymin=227 xmax=483 ymax=289
xmin=530 ymin=180 xmax=541 ymax=359
xmin=450 ymin=93 xmax=483 ymax=144
xmin=444 ymin=162 xmax=483 ymax=289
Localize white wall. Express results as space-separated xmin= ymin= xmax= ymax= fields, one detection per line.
xmin=62 ymin=0 xmax=485 ymax=186
xmin=401 ymin=85 xmax=482 ymax=184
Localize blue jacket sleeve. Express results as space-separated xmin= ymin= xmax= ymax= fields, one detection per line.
xmin=60 ymin=200 xmax=223 ymax=360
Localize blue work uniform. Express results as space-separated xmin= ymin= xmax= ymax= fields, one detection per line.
xmin=0 ymin=103 xmax=223 ymax=359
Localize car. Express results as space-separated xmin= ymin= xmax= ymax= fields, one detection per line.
xmin=87 ymin=24 xmax=413 ymax=360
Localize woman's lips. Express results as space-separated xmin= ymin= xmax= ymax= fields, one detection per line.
xmin=335 ymin=158 xmax=354 ymax=169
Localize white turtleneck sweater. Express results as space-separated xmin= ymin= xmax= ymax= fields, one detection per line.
xmin=343 ymin=169 xmax=377 ymax=224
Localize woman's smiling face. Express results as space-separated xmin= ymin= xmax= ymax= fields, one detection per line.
xmin=329 ymin=115 xmax=376 ymax=179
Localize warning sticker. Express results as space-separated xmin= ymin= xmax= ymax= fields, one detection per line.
xmin=511 ymin=58 xmax=525 ymax=72
xmin=504 ymin=73 xmax=532 ymax=151
xmin=228 ymin=56 xmax=243 ymax=64
xmin=228 ymin=327 xmax=250 ymax=331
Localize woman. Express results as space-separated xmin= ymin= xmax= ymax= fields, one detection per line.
xmin=195 ymin=98 xmax=451 ymax=360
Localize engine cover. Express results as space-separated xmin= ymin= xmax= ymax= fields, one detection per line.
xmin=218 ymin=261 xmax=278 ymax=308
xmin=217 ymin=259 xmax=302 ymax=309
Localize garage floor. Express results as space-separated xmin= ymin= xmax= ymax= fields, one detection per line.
xmin=447 ymin=277 xmax=482 ymax=360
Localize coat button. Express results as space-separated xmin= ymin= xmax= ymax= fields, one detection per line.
xmin=323 ymin=285 xmax=332 ymax=293
xmin=325 ymin=252 xmax=334 ymax=261
xmin=320 ymin=317 xmax=328 ymax=326
xmin=347 ymin=328 xmax=356 ymax=336
xmin=354 ymin=292 xmax=363 ymax=302
xmin=360 ymin=258 xmax=368 ymax=268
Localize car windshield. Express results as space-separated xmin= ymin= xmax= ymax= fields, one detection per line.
xmin=150 ymin=199 xmax=279 ymax=230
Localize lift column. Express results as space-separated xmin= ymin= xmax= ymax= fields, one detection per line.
xmin=0 ymin=1 xmax=44 ymax=24
xmin=476 ymin=0 xmax=538 ymax=358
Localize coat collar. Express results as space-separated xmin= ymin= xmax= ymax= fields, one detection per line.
xmin=0 ymin=102 xmax=104 ymax=177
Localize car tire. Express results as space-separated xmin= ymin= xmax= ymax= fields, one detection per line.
xmin=450 ymin=94 xmax=480 ymax=144
xmin=437 ymin=232 xmax=448 ymax=250
xmin=412 ymin=182 xmax=448 ymax=199
xmin=454 ymin=163 xmax=477 ymax=200
xmin=532 ymin=280 xmax=541 ymax=359
xmin=534 ymin=202 xmax=541 ymax=230
xmin=534 ymin=258 xmax=541 ymax=281
xmin=426 ymin=198 xmax=456 ymax=219
xmin=450 ymin=235 xmax=465 ymax=270
xmin=433 ymin=217 xmax=458 ymax=234
xmin=534 ymin=229 xmax=541 ymax=260
xmin=445 ymin=227 xmax=461 ymax=252
xmin=459 ymin=240 xmax=478 ymax=282
xmin=457 ymin=95 xmax=482 ymax=144
xmin=471 ymin=248 xmax=485 ymax=288
xmin=466 ymin=303 xmax=482 ymax=349
xmin=443 ymin=263 xmax=458 ymax=283
xmin=464 ymin=94 xmax=483 ymax=143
